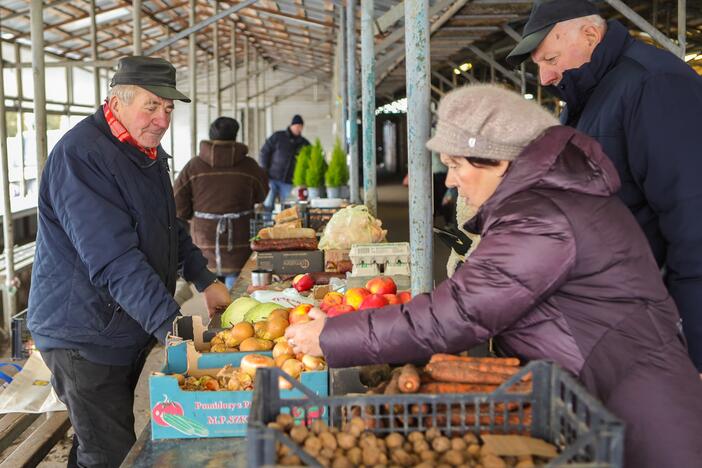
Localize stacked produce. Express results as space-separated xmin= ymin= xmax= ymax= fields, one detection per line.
xmin=270 ymin=414 xmax=556 ymax=467
xmin=213 ymin=302 xmax=314 ymax=352
xmin=171 ymin=348 xmax=326 ymax=392
xmin=319 ymin=276 xmax=411 ymax=317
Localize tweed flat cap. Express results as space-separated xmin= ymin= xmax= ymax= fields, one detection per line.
xmin=426 ymin=84 xmax=558 ymax=161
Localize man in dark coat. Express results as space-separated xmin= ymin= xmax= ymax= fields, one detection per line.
xmin=174 ymin=117 xmax=269 ymax=288
xmin=506 ymin=0 xmax=702 ymax=375
xmin=27 ymin=57 xmax=231 ymax=467
xmin=287 ymin=86 xmax=702 ymax=468
xmin=259 ymin=114 xmax=310 ymax=209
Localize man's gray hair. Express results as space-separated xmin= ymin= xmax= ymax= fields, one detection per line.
xmin=565 ymin=14 xmax=607 ymax=31
xmin=107 ymin=84 xmax=140 ymax=105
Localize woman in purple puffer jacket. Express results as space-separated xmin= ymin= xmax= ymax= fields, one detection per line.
xmin=286 ymin=85 xmax=702 ymax=467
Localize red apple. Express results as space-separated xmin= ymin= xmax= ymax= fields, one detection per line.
xmin=327 ymin=304 xmax=356 ymax=318
xmin=292 ymin=273 xmax=315 ymax=292
xmin=365 ymin=276 xmax=397 ymax=295
xmin=358 ymin=294 xmax=389 ymax=310
xmin=289 ymin=303 xmax=313 ymax=324
xmin=397 ymin=291 xmax=412 ymax=304
xmin=383 ymin=294 xmax=400 ymax=305
xmin=344 ymin=288 xmax=371 ymax=310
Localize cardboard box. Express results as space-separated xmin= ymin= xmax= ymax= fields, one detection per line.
xmin=256 ymin=250 xmax=324 ymax=275
xmin=324 ymin=249 xmax=352 ymax=273
xmin=150 ymin=340 xmax=328 ymax=440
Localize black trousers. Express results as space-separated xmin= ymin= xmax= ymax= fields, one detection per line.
xmin=43 ymin=348 xmax=150 ymax=468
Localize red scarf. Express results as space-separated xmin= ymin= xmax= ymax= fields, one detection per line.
xmin=102 ymin=103 xmax=158 ymax=160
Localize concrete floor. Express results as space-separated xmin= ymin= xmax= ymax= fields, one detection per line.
xmin=13 ymin=181 xmax=454 ymax=466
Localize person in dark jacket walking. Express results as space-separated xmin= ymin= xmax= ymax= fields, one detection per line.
xmin=286 ymin=86 xmax=702 ymax=468
xmin=506 ymin=0 xmax=702 ymax=375
xmin=174 ymin=117 xmax=269 ymax=288
xmin=259 ymin=114 xmax=310 ymax=209
xmin=27 ymin=57 xmax=231 ymax=468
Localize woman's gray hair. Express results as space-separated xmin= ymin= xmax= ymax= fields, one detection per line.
xmin=107 ymin=84 xmax=140 ymax=104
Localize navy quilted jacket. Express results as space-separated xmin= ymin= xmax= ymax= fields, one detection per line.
xmin=28 ymin=109 xmax=215 ymax=365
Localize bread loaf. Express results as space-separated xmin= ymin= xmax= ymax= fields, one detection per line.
xmin=274 ymin=206 xmax=300 ymax=224
xmin=257 ymin=227 xmax=316 ymax=239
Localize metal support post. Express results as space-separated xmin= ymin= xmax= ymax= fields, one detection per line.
xmin=89 ymin=0 xmax=100 ymax=107
xmin=206 ymin=57 xmax=212 ymax=125
xmin=405 ymin=0 xmax=433 ymax=294
xmin=244 ymin=40 xmax=250 ymax=146
xmin=14 ymin=45 xmax=26 ymax=197
xmin=0 ymin=34 xmax=17 ymax=334
xmin=214 ymin=2 xmax=222 ymax=117
xmin=604 ymin=0 xmax=682 ymax=57
xmin=678 ymin=0 xmax=686 ymax=58
xmin=189 ymin=0 xmax=197 ymax=157
xmin=520 ymin=63 xmax=526 ymax=96
xmin=30 ymin=0 xmax=48 ymax=177
xmin=231 ymin=23 xmax=237 ymax=128
xmin=133 ymin=0 xmax=142 ymax=55
xmin=361 ymin=0 xmax=376 ymax=215
xmin=338 ymin=6 xmax=347 ymax=150
xmin=253 ymin=52 xmax=259 ymax=157
xmin=346 ymin=0 xmax=359 ymax=203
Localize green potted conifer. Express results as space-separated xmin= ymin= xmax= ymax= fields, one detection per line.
xmin=305 ymin=139 xmax=327 ymax=199
xmin=325 ymin=139 xmax=349 ymax=198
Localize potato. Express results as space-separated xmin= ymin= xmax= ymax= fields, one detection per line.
xmin=320 ymin=432 xmax=338 ymax=451
xmin=331 ymin=456 xmax=353 ymax=468
xmin=403 ymin=441 xmax=413 ymax=452
xmin=415 ymin=463 xmax=434 ymax=468
xmin=420 ymin=451 xmax=437 ymax=462
xmin=408 ymin=431 xmax=425 ymax=443
xmin=451 ymin=437 xmax=467 ymax=451
xmin=378 ymin=452 xmax=389 ymax=465
xmin=362 ymin=446 xmax=381 ymax=465
xmin=413 ymin=440 xmax=431 ymax=454
xmin=316 ymin=456 xmax=331 ymax=468
xmin=391 ymin=448 xmax=413 ymax=466
xmin=267 ymin=422 xmax=283 ymax=431
xmin=310 ymin=419 xmax=328 ymax=435
xmin=359 ymin=433 xmax=378 ymax=449
xmin=320 ymin=447 xmax=335 ymax=459
xmin=275 ymin=413 xmax=294 ymax=431
xmin=443 ymin=449 xmax=465 ymax=466
xmin=347 ymin=447 xmax=362 ymax=465
xmin=304 ymin=435 xmax=322 ymax=456
xmin=432 ymin=436 xmax=451 ymax=453
xmin=385 ymin=433 xmax=404 ymax=449
xmin=347 ymin=417 xmax=365 ymax=437
xmin=336 ymin=432 xmax=356 ymax=450
xmin=463 ymin=432 xmax=479 ymax=445
xmin=290 ymin=425 xmax=308 ymax=444
xmin=467 ymin=443 xmax=481 ymax=458
xmin=279 ymin=455 xmax=301 ymax=466
xmin=482 ymin=454 xmax=507 ymax=468
xmin=239 ymin=337 xmax=274 ymax=351
xmin=426 ymin=427 xmax=441 ymax=441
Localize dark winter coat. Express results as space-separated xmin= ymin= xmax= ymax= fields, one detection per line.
xmin=28 ymin=109 xmax=215 ymax=366
xmin=174 ymin=140 xmax=268 ymax=275
xmin=552 ymin=20 xmax=702 ymax=371
xmin=320 ymin=126 xmax=702 ymax=468
xmin=259 ymin=128 xmax=310 ymax=183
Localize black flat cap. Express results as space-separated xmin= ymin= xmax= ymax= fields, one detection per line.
xmin=110 ymin=56 xmax=191 ymax=102
xmin=506 ymin=0 xmax=599 ymax=67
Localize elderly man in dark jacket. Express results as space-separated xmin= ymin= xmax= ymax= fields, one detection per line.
xmin=27 ymin=57 xmax=231 ymax=467
xmin=259 ymin=114 xmax=310 ymax=209
xmin=174 ymin=117 xmax=269 ymax=288
xmin=287 ymin=86 xmax=702 ymax=468
xmin=507 ymin=0 xmax=702 ymax=375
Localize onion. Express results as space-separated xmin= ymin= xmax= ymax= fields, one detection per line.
xmin=281 ymin=358 xmax=305 ymax=379
xmin=301 ymin=355 xmax=326 ymax=371
xmin=240 ymin=354 xmax=275 ymax=378
xmin=273 ymin=340 xmax=294 ymax=359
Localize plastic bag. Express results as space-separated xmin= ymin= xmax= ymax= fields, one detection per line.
xmin=318 ymin=205 xmax=387 ymax=250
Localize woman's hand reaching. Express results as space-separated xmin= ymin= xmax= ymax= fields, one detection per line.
xmin=285 ymin=307 xmax=327 ymax=357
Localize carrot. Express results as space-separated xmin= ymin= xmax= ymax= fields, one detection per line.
xmin=425 ymin=362 xmax=510 ymax=385
xmin=398 ymin=364 xmax=421 ymax=393
xmin=429 ymin=359 xmax=521 ymax=377
xmin=426 ymin=406 xmax=533 ymax=428
xmin=430 ymin=354 xmax=521 ymax=367
xmin=418 ymin=382 xmax=499 ymax=394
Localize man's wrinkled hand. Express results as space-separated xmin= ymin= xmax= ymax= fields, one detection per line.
xmin=203 ymin=281 xmax=231 ymax=318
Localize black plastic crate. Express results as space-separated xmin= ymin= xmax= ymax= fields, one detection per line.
xmin=249 ymin=211 xmax=274 ymax=239
xmin=248 ymin=361 xmax=624 ymax=467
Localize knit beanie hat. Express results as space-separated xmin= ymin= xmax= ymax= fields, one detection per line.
xmin=209 ymin=117 xmax=239 ymax=141
xmin=426 ymin=84 xmax=558 ymax=161
xmin=291 ymin=114 xmax=304 ymax=126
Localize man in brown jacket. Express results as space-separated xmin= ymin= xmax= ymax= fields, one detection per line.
xmin=174 ymin=117 xmax=269 ymax=288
